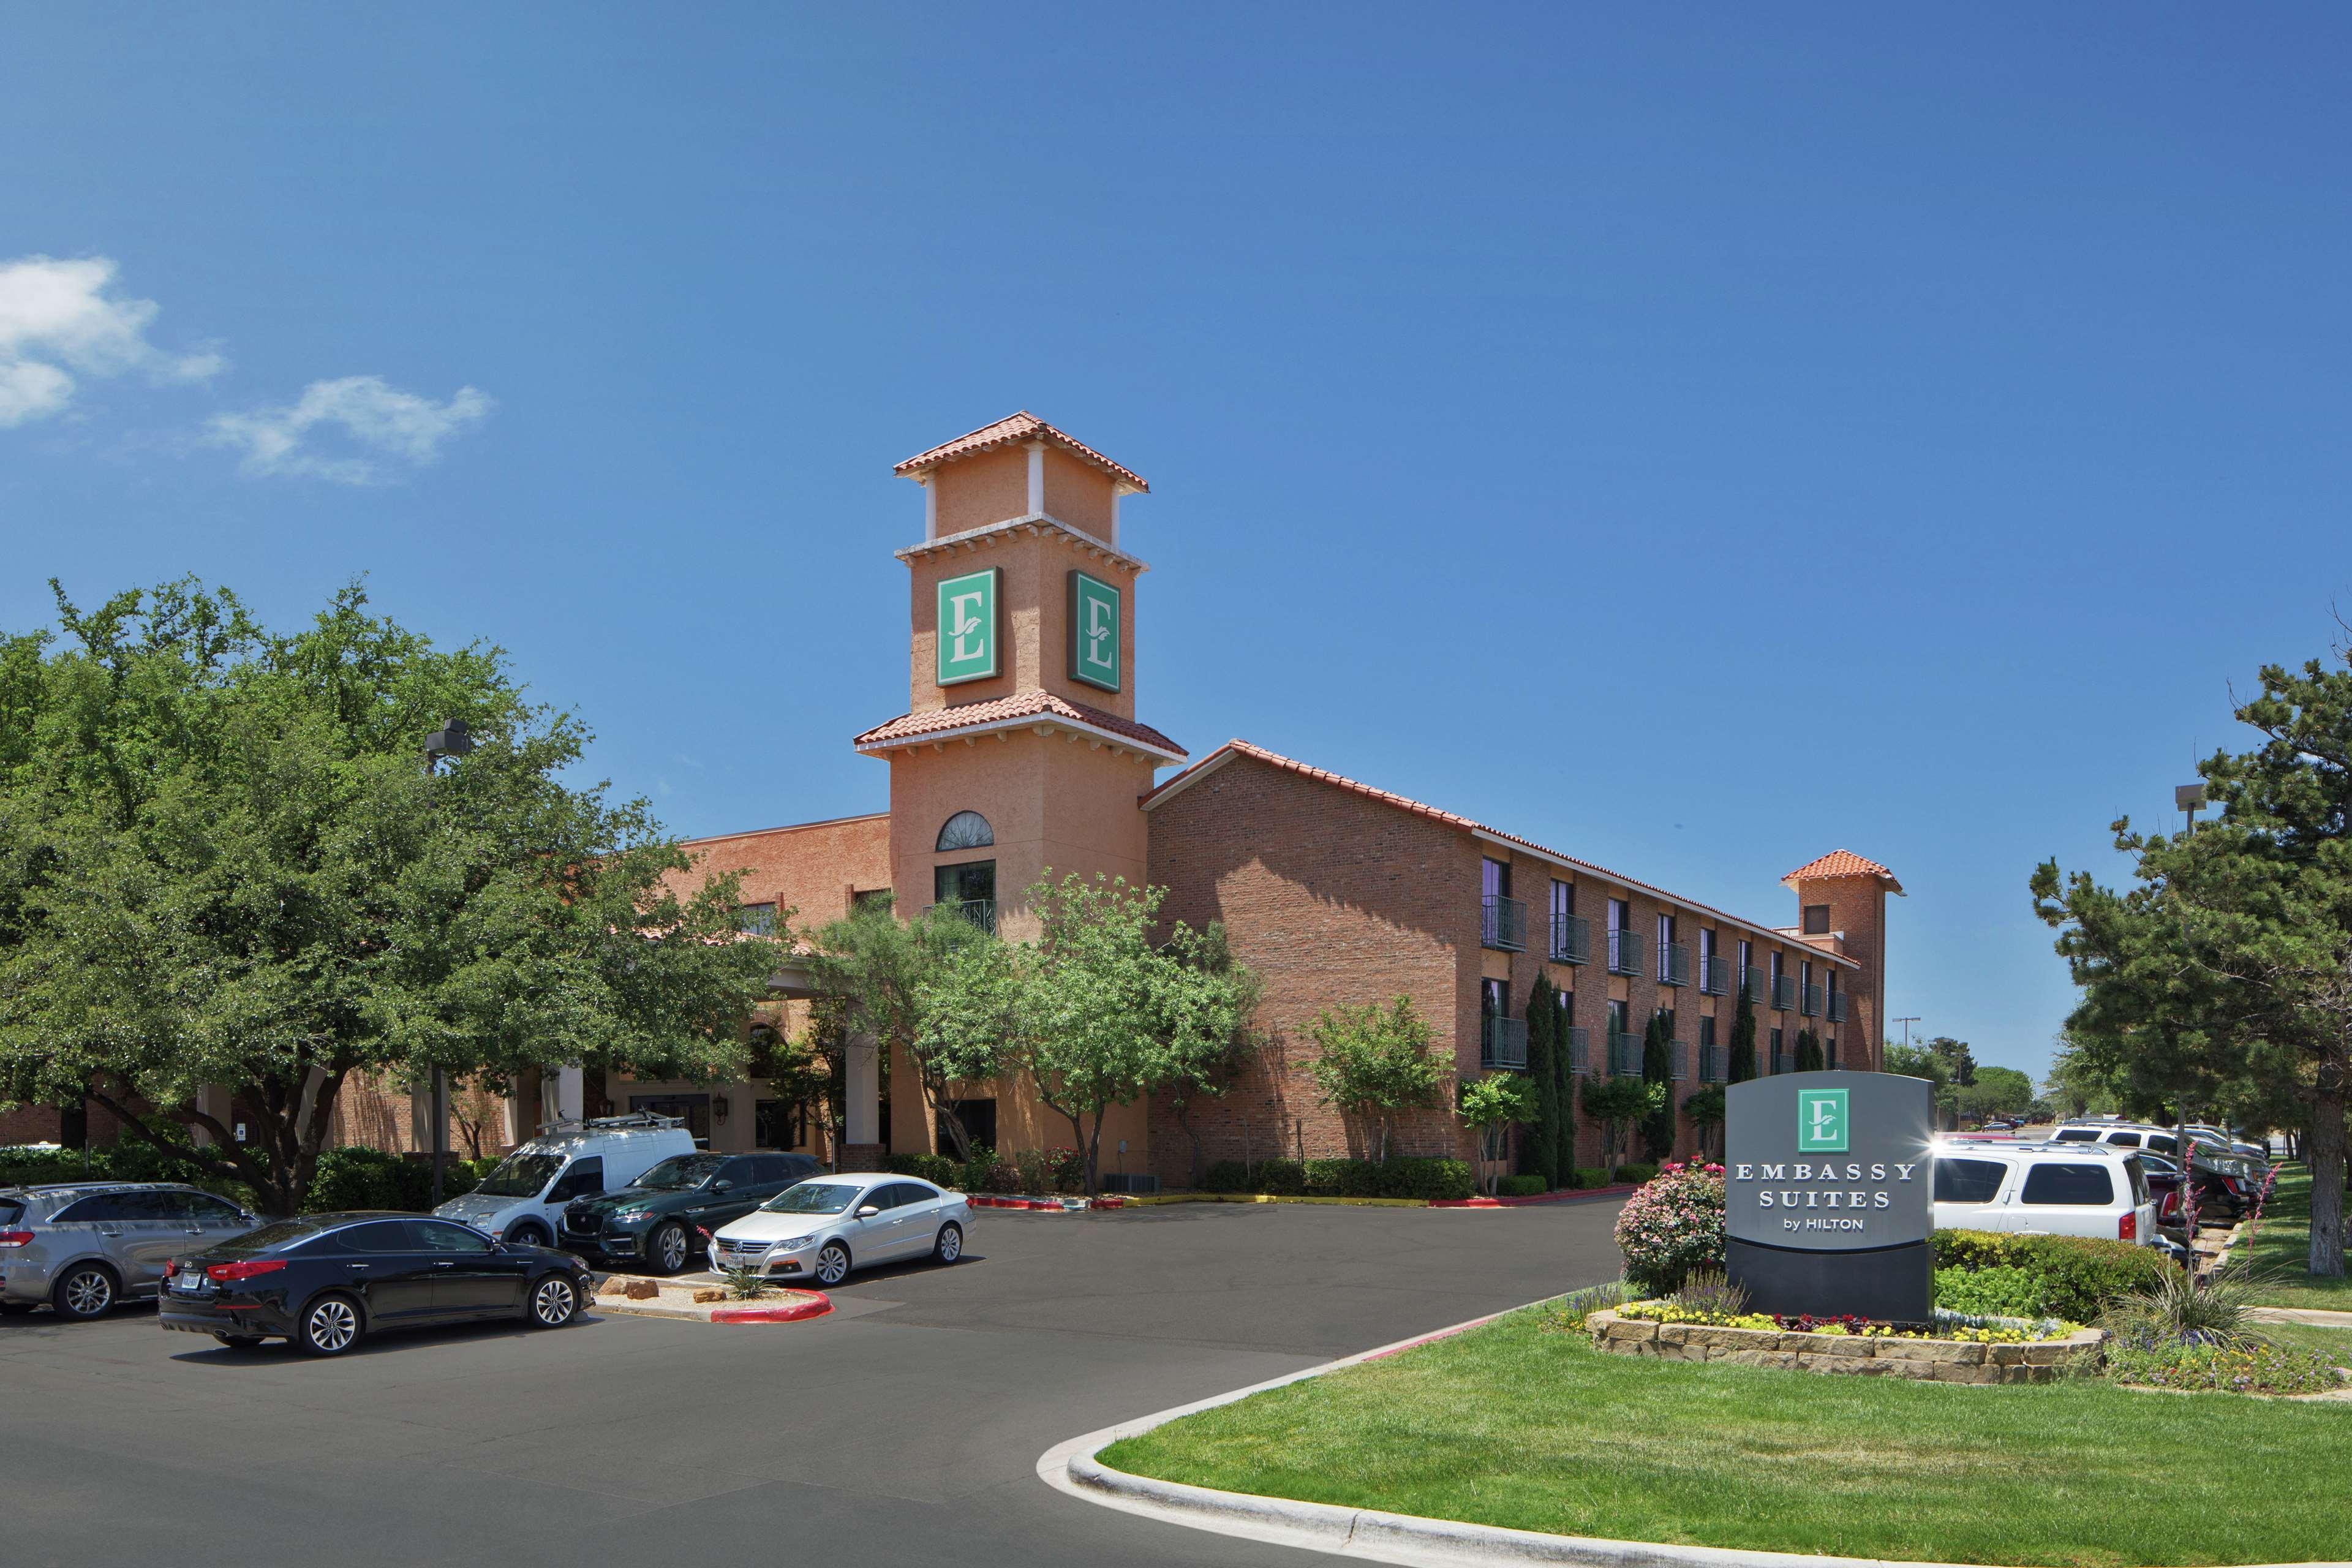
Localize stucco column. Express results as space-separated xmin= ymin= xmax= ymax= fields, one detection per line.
xmin=840 ymin=1032 xmax=883 ymax=1169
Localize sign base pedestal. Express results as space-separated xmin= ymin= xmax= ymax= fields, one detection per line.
xmin=1726 ymin=1237 xmax=1933 ymax=1324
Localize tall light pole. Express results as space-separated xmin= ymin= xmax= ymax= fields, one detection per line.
xmin=1893 ymin=1016 xmax=1920 ymax=1050
xmin=422 ymin=718 xmax=475 ymax=1207
xmin=2175 ymin=783 xmax=2206 ymax=834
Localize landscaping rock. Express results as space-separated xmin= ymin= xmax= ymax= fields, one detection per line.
xmin=622 ymin=1278 xmax=658 ymax=1300
xmin=598 ymin=1278 xmax=633 ymax=1298
xmin=691 ymin=1287 xmax=727 ymax=1304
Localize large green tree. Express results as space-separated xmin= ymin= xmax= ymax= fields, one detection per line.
xmin=2033 ymin=646 xmax=2352 ymax=1278
xmin=1308 ymin=993 xmax=1447 ymax=1164
xmin=806 ymin=896 xmax=993 ymax=1159
xmin=0 ymin=580 xmax=781 ymax=1215
xmin=1521 ymin=972 xmax=1560 ymax=1186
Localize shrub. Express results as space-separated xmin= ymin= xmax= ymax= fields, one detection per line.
xmin=1667 ymin=1266 xmax=1750 ymax=1318
xmin=1550 ymin=1276 xmax=1632 ymax=1330
xmin=1614 ymin=1162 xmax=1658 ymax=1186
xmin=2105 ymin=1338 xmax=2346 ymax=1396
xmin=1497 ymin=1174 xmax=1548 ymax=1197
xmin=884 ymin=1152 xmax=959 ymax=1186
xmin=1193 ymin=1155 xmax=1474 ymax=1200
xmin=1570 ymin=1167 xmax=1610 ymax=1189
xmin=1932 ymin=1229 xmax=2168 ymax=1321
xmin=2100 ymin=1267 xmax=2266 ymax=1350
xmin=1934 ymin=1264 xmax=2050 ymax=1319
xmin=1612 ymin=1160 xmax=1726 ymax=1294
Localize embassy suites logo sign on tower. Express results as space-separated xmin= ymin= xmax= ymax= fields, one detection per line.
xmin=1724 ymin=1072 xmax=1935 ymax=1321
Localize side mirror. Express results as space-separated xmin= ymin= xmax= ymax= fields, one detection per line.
xmin=856 ymin=1204 xmax=880 ymax=1219
xmin=710 ymin=1180 xmax=733 ymax=1194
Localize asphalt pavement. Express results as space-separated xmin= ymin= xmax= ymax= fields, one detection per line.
xmin=0 ymin=1195 xmax=1627 ymax=1568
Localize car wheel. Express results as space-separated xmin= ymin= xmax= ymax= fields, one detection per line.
xmin=528 ymin=1274 xmax=580 ymax=1329
xmin=212 ymin=1333 xmax=266 ymax=1350
xmin=296 ymin=1292 xmax=364 ymax=1357
xmin=650 ymin=1222 xmax=690 ymax=1275
xmin=51 ymin=1263 xmax=118 ymax=1321
xmin=814 ymin=1241 xmax=851 ymax=1286
xmin=932 ymin=1223 xmax=963 ymax=1264
xmin=507 ymin=1221 xmax=552 ymax=1249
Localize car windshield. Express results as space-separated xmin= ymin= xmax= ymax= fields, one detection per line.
xmin=631 ymin=1155 xmax=726 ymax=1191
xmin=212 ymin=1218 xmax=325 ymax=1254
xmin=473 ymin=1152 xmax=564 ymax=1198
xmin=761 ymin=1181 xmax=862 ymax=1215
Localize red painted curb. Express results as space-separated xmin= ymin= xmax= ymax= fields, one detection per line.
xmin=709 ymin=1292 xmax=833 ymax=1324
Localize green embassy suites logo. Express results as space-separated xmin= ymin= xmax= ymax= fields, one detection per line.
xmin=1067 ymin=570 xmax=1120 ymax=692
xmin=936 ymin=567 xmax=1000 ymax=685
xmin=1796 ymin=1087 xmax=1849 ymax=1153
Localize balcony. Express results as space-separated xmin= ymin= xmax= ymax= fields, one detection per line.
xmin=1607 ymin=928 xmax=1643 ymax=977
xmin=1670 ymin=1040 xmax=1689 ymax=1081
xmin=1742 ymin=965 xmax=1768 ymax=1003
xmin=1700 ymin=956 xmax=1732 ymax=996
xmin=1481 ymin=894 xmax=1526 ymax=953
xmin=1607 ymin=1030 xmax=1643 ymax=1076
xmin=1700 ymin=1042 xmax=1726 ymax=1082
xmin=1771 ymin=975 xmax=1798 ymax=1011
xmin=1564 ymin=1025 xmax=1589 ymax=1074
xmin=1828 ymin=991 xmax=1848 ymax=1023
xmin=1481 ymin=1015 xmax=1528 ymax=1071
xmin=924 ymin=899 xmax=997 ymax=935
xmin=1548 ymin=912 xmax=1591 ymax=965
xmin=1659 ymin=941 xmax=1691 ymax=987
xmin=1801 ymin=983 xmax=1824 ymax=1018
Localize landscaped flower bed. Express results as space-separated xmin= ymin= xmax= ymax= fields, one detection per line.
xmin=1588 ymin=1305 xmax=2103 ymax=1383
xmin=2104 ymin=1334 xmax=2350 ymax=1396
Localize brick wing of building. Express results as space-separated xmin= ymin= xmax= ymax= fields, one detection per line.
xmin=9 ymin=413 xmax=1903 ymax=1184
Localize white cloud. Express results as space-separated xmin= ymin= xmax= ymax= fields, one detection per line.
xmin=206 ymin=375 xmax=495 ymax=484
xmin=0 ymin=254 xmax=225 ymax=426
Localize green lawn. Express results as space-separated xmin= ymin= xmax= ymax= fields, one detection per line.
xmin=1102 ymin=1307 xmax=2352 ymax=1567
xmin=2236 ymin=1166 xmax=2351 ymax=1310
xmin=2254 ymin=1319 xmax=2352 ymax=1363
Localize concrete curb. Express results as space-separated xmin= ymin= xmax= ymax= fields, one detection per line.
xmin=1038 ymin=1300 xmax=2348 ymax=1568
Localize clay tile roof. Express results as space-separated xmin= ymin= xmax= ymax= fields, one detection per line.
xmin=853 ymin=689 xmax=1185 ymax=760
xmin=894 ymin=412 xmax=1148 ymax=494
xmin=1782 ymin=849 xmax=1904 ymax=894
xmin=1147 ymin=740 xmax=1861 ymax=964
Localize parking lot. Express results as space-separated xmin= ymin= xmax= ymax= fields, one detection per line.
xmin=0 ymin=1196 xmax=1624 ymax=1568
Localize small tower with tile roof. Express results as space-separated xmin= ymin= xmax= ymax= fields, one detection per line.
xmin=1782 ymin=850 xmax=1902 ymax=1071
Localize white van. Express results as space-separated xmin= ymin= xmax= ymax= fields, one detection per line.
xmin=432 ymin=1114 xmax=696 ymax=1248
xmin=1931 ymin=1139 xmax=2158 ymax=1247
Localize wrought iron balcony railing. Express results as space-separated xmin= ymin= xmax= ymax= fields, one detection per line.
xmin=1700 ymin=1043 xmax=1726 ymax=1083
xmin=1743 ymin=966 xmax=1768 ymax=1003
xmin=1828 ymin=991 xmax=1848 ymax=1023
xmin=1659 ymin=941 xmax=1691 ymax=987
xmin=1607 ymin=928 xmax=1643 ymax=977
xmin=1481 ymin=1014 xmax=1528 ymax=1071
xmin=1670 ymin=1041 xmax=1689 ymax=1081
xmin=1700 ymin=956 xmax=1732 ymax=995
xmin=1801 ymin=983 xmax=1824 ymax=1018
xmin=1549 ymin=912 xmax=1590 ymax=965
xmin=1771 ymin=975 xmax=1798 ymax=1011
xmin=1564 ymin=1026 xmax=1589 ymax=1074
xmin=1607 ymin=1031 xmax=1643 ymax=1077
xmin=924 ymin=899 xmax=997 ymax=935
xmin=1481 ymin=894 xmax=1526 ymax=953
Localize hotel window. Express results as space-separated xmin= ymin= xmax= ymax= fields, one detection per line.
xmin=1698 ymin=927 xmax=1715 ymax=973
xmin=1770 ymin=951 xmax=1784 ymax=991
xmin=1770 ymin=1027 xmax=1785 ymax=1074
xmin=1551 ymin=880 xmax=1573 ymax=922
xmin=936 ymin=811 xmax=995 ymax=852
xmin=1803 ymin=903 xmax=1831 ymax=935
xmin=737 ymin=902 xmax=777 ymax=937
xmin=933 ymin=860 xmax=997 ymax=932
xmin=1607 ymin=998 xmax=1629 ymax=1035
xmin=1607 ymin=896 xmax=1635 ymax=972
xmin=1483 ymin=858 xmax=1511 ymax=900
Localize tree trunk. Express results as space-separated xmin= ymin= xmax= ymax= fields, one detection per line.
xmin=1174 ymin=1101 xmax=1205 ymax=1189
xmin=1080 ymin=1104 xmax=1106 ymax=1196
xmin=2307 ymin=1083 xmax=2346 ymax=1279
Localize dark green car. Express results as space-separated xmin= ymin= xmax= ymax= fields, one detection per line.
xmin=559 ymin=1152 xmax=821 ymax=1274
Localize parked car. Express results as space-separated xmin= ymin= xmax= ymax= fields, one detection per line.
xmin=157 ymin=1212 xmax=594 ymax=1355
xmin=561 ymin=1151 xmax=821 ymax=1273
xmin=1931 ymin=1140 xmax=2157 ymax=1245
xmin=431 ymin=1113 xmax=694 ymax=1247
xmin=708 ymin=1175 xmax=971 ymax=1287
xmin=0 ymin=1183 xmax=263 ymax=1321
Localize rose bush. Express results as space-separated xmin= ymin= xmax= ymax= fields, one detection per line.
xmin=1612 ymin=1159 xmax=1726 ymax=1294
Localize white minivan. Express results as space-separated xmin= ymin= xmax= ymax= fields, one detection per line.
xmin=432 ymin=1114 xmax=695 ymax=1248
xmin=1931 ymin=1139 xmax=2158 ymax=1248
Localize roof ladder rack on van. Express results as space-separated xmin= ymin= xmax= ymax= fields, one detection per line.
xmin=533 ymin=1111 xmax=687 ymax=1136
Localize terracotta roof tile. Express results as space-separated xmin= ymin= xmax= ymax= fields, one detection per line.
xmin=1782 ymin=849 xmax=1904 ymax=893
xmin=894 ymin=412 xmax=1148 ymax=493
xmin=1146 ymin=739 xmax=1860 ymax=965
xmin=853 ymin=689 xmax=1185 ymax=759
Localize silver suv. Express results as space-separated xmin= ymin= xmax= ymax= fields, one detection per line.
xmin=1 ymin=1183 xmax=263 ymax=1320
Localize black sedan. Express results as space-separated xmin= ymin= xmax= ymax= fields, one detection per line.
xmin=157 ymin=1212 xmax=594 ymax=1355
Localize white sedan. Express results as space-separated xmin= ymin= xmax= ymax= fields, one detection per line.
xmin=707 ymin=1175 xmax=970 ymax=1287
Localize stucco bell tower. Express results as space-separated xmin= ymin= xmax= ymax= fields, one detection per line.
xmin=852 ymin=410 xmax=1187 ymax=944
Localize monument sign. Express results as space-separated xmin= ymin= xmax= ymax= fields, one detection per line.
xmin=1723 ymin=1071 xmax=1935 ymax=1322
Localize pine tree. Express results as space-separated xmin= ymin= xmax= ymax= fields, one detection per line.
xmin=1727 ymin=979 xmax=1758 ymax=1083
xmin=1795 ymin=1027 xmax=1825 ymax=1072
xmin=1639 ymin=1009 xmax=1675 ymax=1160
xmin=1521 ymin=973 xmax=1559 ymax=1186
xmin=1551 ymin=992 xmax=1578 ymax=1177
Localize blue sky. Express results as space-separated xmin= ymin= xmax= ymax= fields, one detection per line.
xmin=6 ymin=7 xmax=2350 ymax=1080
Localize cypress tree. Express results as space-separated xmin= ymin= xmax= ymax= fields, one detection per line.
xmin=1521 ymin=973 xmax=1559 ymax=1186
xmin=1795 ymin=1027 xmax=1825 ymax=1072
xmin=1727 ymin=980 xmax=1758 ymax=1083
xmin=1639 ymin=1009 xmax=1675 ymax=1160
xmin=1552 ymin=992 xmax=1577 ymax=1178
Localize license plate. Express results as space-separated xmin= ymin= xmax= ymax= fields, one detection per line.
xmin=173 ymin=1271 xmax=207 ymax=1294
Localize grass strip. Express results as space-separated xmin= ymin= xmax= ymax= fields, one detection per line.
xmin=2235 ymin=1167 xmax=2351 ymax=1311
xmin=1102 ymin=1305 xmax=2352 ymax=1567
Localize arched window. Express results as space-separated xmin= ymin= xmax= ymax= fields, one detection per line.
xmin=936 ymin=811 xmax=994 ymax=851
